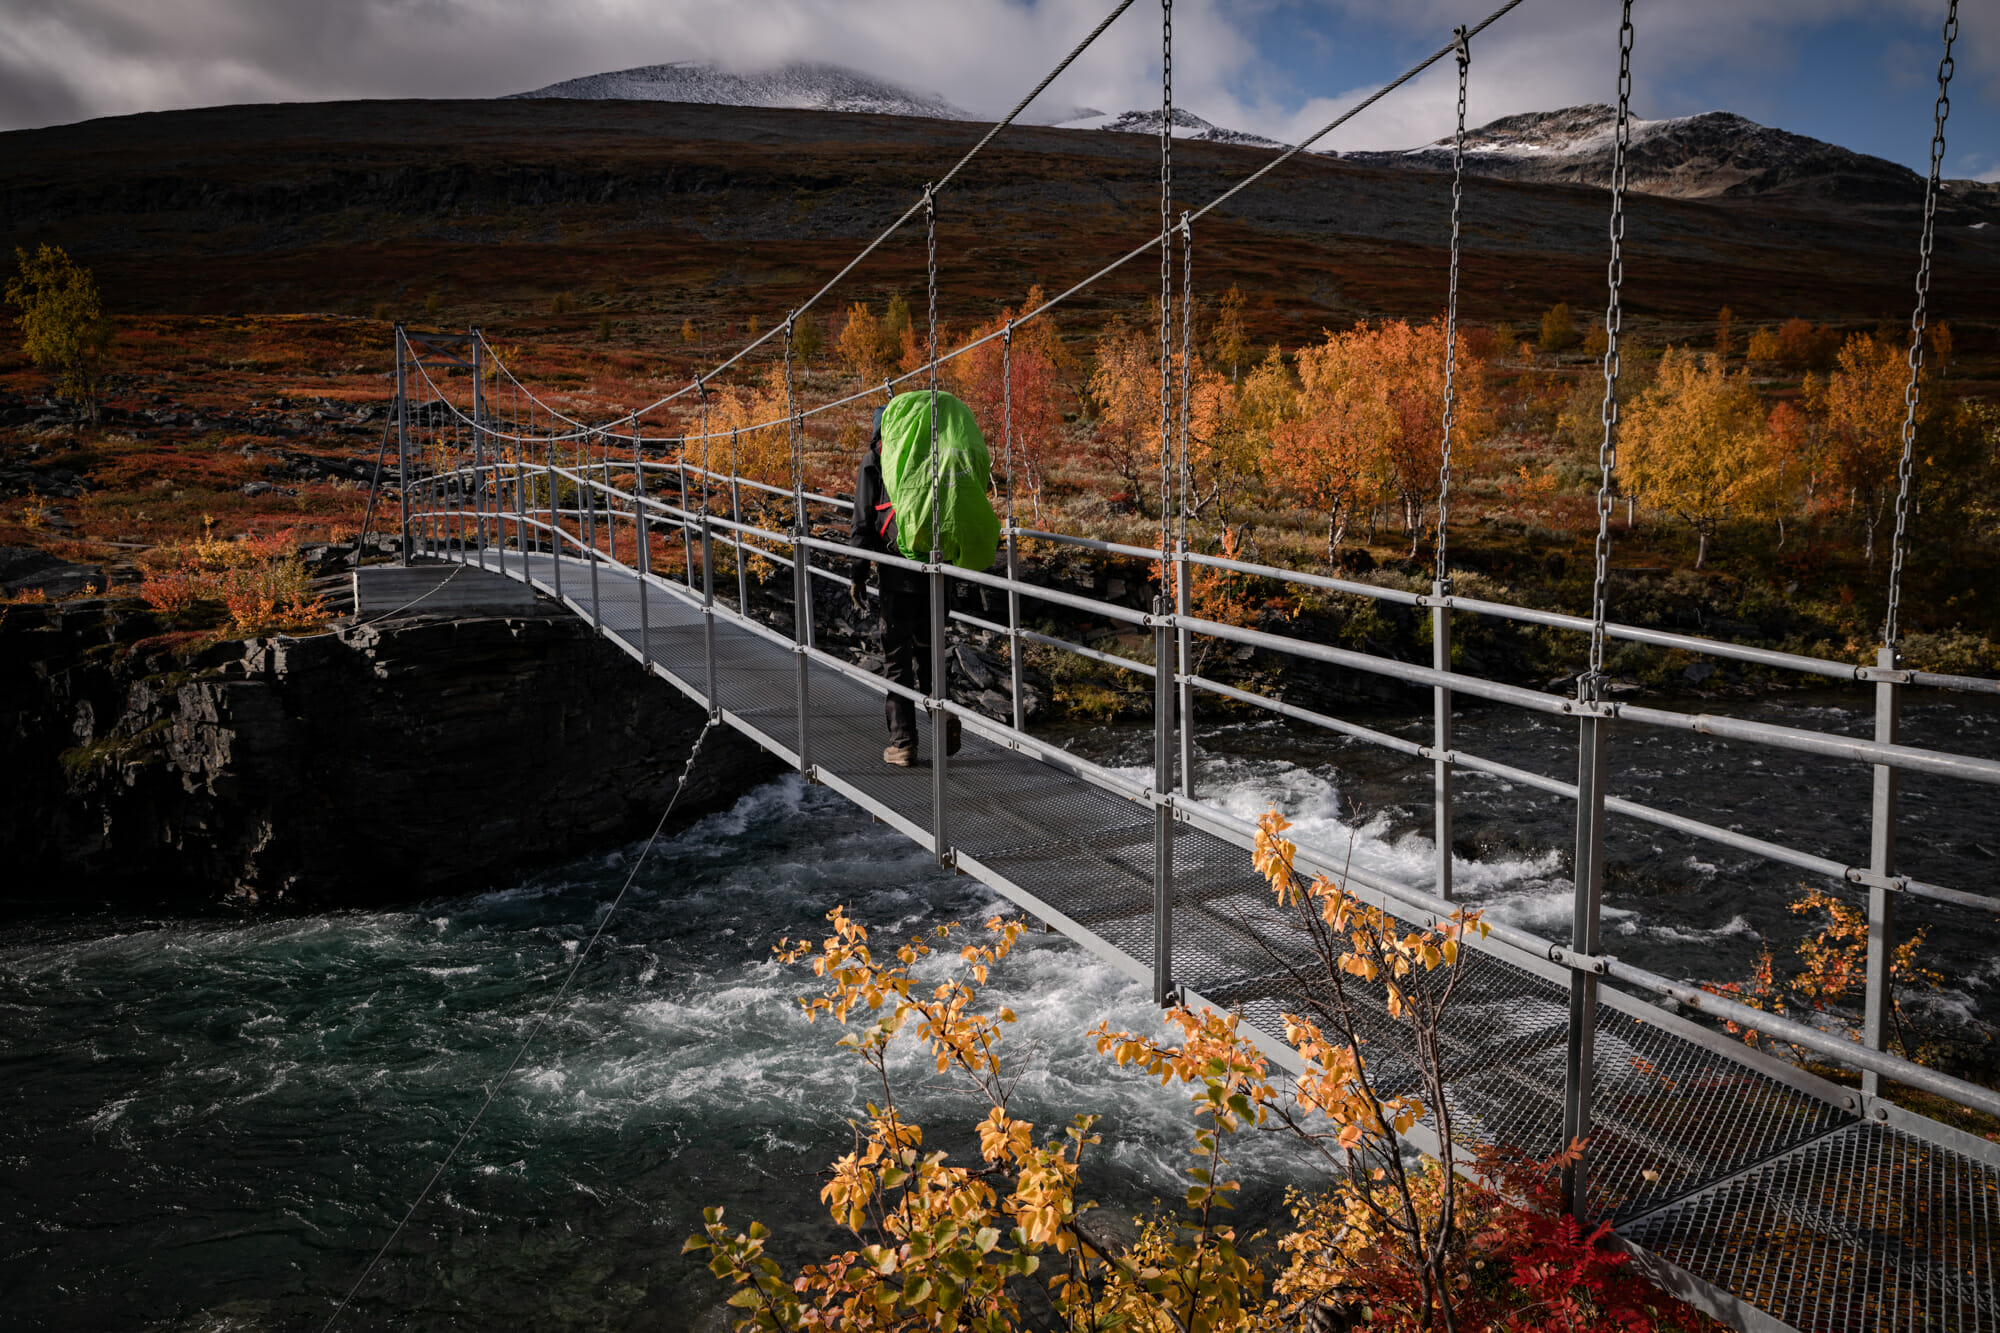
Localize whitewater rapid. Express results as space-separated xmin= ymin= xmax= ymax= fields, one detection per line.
xmin=4 ymin=695 xmax=1995 ymax=1329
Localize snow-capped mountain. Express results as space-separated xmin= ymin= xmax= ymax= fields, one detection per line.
xmin=1338 ymin=105 xmax=1928 ymax=201
xmin=1054 ymin=106 xmax=1284 ymax=149
xmin=510 ymin=61 xmax=969 ymax=121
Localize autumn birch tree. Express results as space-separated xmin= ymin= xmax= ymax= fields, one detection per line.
xmin=6 ymin=244 xmax=113 ymax=421
xmin=1617 ymin=349 xmax=1771 ymax=568
xmin=1270 ymin=340 xmax=1383 ymax=562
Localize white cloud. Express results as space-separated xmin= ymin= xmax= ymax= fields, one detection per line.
xmin=0 ymin=0 xmax=1258 ymax=133
xmin=0 ymin=0 xmax=1992 ymax=158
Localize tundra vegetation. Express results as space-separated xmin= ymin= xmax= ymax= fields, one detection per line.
xmin=4 ymin=247 xmax=1997 ymax=679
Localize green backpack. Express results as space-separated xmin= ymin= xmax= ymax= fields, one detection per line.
xmin=877 ymin=390 xmax=1001 ymax=569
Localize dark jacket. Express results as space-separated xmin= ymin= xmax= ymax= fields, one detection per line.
xmin=850 ymin=443 xmax=922 ymax=596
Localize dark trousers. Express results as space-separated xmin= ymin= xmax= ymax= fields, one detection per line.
xmin=881 ymin=586 xmax=932 ymax=748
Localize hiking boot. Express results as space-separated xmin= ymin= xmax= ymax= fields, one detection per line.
xmin=945 ymin=717 xmax=963 ymax=757
xmin=883 ymin=742 xmax=917 ymax=767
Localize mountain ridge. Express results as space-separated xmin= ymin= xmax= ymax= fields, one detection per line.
xmin=511 ymin=59 xmax=969 ymax=122
xmin=508 ymin=60 xmax=1992 ymax=219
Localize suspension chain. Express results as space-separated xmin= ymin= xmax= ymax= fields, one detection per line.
xmin=1178 ymin=211 xmax=1194 ymax=550
xmin=785 ymin=312 xmax=802 ymax=533
xmin=694 ymin=376 xmax=710 ymax=513
xmin=1002 ymin=322 xmax=1016 ymax=529
xmin=1157 ymin=0 xmax=1175 ymax=582
xmin=1585 ymin=1 xmax=1634 ymax=696
xmin=925 ymin=184 xmax=942 ymax=559
xmin=1436 ymin=25 xmax=1470 ymax=589
xmin=1883 ymin=0 xmax=1957 ymax=652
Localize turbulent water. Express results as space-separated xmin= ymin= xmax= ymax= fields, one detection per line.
xmin=4 ymin=693 xmax=1996 ymax=1331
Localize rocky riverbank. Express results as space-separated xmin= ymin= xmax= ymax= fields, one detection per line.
xmin=1 ymin=593 xmax=777 ymax=909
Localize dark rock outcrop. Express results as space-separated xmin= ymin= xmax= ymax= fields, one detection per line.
xmin=1 ymin=598 xmax=778 ymax=908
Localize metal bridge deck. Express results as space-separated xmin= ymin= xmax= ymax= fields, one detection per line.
xmin=442 ymin=548 xmax=1998 ymax=1333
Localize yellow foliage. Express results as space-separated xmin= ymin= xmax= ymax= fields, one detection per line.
xmin=6 ymin=243 xmax=113 ymax=418
xmin=1617 ymin=349 xmax=1772 ymax=567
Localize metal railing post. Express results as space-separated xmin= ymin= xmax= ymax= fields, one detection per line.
xmin=679 ymin=460 xmax=697 ymax=590
xmin=471 ymin=331 xmax=488 ymax=570
xmin=394 ymin=327 xmax=410 ymax=566
xmin=513 ymin=456 xmax=529 ymax=584
xmin=1433 ymin=578 xmax=1455 ymax=900
xmin=1006 ymin=527 xmax=1025 ymax=732
xmin=604 ymin=454 xmax=618 ymax=569
xmin=796 ymin=531 xmax=815 ymax=776
xmin=703 ymin=514 xmax=719 ymax=713
xmin=1561 ymin=692 xmax=1609 ymax=1222
xmin=1153 ymin=594 xmax=1176 ymax=1006
xmin=546 ymin=457 xmax=564 ymax=603
xmin=930 ymin=557 xmax=949 ymax=862
xmin=1176 ymin=546 xmax=1194 ymax=798
xmin=635 ymin=437 xmax=652 ymax=669
xmin=1863 ymin=645 xmax=1901 ymax=1100
xmin=582 ymin=456 xmax=601 ymax=629
xmin=802 ymin=524 xmax=818 ymax=654
xmin=731 ymin=476 xmax=750 ymax=614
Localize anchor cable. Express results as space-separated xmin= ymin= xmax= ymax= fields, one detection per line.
xmin=322 ymin=716 xmax=720 ymax=1332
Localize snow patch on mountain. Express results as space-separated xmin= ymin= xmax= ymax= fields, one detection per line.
xmin=1058 ymin=106 xmax=1283 ymax=149
xmin=1332 ymin=105 xmax=1939 ymax=204
xmin=511 ymin=61 xmax=969 ymax=121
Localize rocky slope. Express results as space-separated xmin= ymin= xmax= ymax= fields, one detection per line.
xmin=1338 ymin=105 xmax=2000 ymax=224
xmin=1 ymin=594 xmax=777 ymax=908
xmin=511 ymin=60 xmax=968 ymax=120
xmin=13 ymin=98 xmax=1994 ymax=331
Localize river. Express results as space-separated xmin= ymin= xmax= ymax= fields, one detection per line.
xmin=3 ymin=692 xmax=1995 ymax=1330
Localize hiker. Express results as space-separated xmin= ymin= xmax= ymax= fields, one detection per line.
xmin=848 ymin=390 xmax=1000 ymax=766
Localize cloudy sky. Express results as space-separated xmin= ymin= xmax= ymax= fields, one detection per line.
xmin=2 ymin=0 xmax=1994 ymax=180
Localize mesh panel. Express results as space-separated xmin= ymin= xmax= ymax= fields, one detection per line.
xmin=448 ymin=549 xmax=2000 ymax=1333
xmin=1622 ymin=1123 xmax=2000 ymax=1332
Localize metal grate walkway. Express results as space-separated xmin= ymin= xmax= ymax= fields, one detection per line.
xmin=436 ymin=547 xmax=1999 ymax=1333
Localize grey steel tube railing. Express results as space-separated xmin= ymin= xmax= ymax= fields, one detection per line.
xmin=409 ymin=467 xmax=2000 ymax=1125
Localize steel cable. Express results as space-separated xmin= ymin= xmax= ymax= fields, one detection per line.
xmin=610 ymin=0 xmax=1142 ymax=430
xmin=321 ymin=718 xmax=719 ymax=1332
xmin=1882 ymin=0 xmax=1957 ymax=652
xmin=427 ymin=0 xmax=1534 ymax=461
xmin=442 ymin=2 xmax=1138 ymax=447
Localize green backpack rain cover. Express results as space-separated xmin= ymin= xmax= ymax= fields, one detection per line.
xmin=877 ymin=390 xmax=1001 ymax=569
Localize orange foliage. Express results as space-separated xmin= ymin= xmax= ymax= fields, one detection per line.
xmin=948 ymin=288 xmax=1071 ymax=522
xmin=1269 ymin=318 xmax=1489 ymax=562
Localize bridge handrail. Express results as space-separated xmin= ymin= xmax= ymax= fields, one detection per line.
xmin=410 ymin=488 xmax=2000 ymax=1117
xmin=1013 ymin=523 xmax=2000 ymax=695
xmin=1173 ymin=611 xmax=2000 ymax=785
xmin=424 ymin=476 xmax=2000 ymax=914
xmin=448 ymin=458 xmax=2000 ymax=697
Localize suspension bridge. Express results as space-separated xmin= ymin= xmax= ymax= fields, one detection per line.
xmin=342 ymin=1 xmax=1997 ymax=1329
